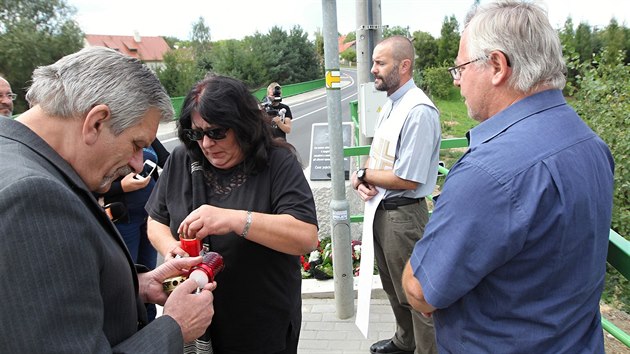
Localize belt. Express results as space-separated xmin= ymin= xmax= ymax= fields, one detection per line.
xmin=378 ymin=197 xmax=423 ymax=210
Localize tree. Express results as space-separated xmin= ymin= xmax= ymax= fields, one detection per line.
xmin=0 ymin=0 xmax=84 ymax=114
xmin=558 ymin=17 xmax=579 ymax=89
xmin=163 ymin=35 xmax=186 ymax=49
xmin=343 ymin=31 xmax=356 ymax=43
xmin=155 ymin=48 xmax=203 ymax=97
xmin=190 ymin=16 xmax=213 ymax=73
xmin=233 ymin=25 xmax=320 ymax=88
xmin=559 ymin=17 xmax=576 ymax=54
xmin=599 ymin=19 xmax=628 ymax=65
xmin=283 ymin=26 xmax=322 ymax=82
xmin=383 ymin=25 xmax=411 ymax=38
xmin=412 ymin=31 xmax=438 ymax=72
xmin=211 ymin=39 xmax=266 ymax=88
xmin=340 ymin=47 xmax=357 ymax=65
xmin=575 ymin=22 xmax=594 ymax=63
xmin=436 ymin=15 xmax=460 ymax=65
xmin=314 ymin=29 xmax=325 ymax=68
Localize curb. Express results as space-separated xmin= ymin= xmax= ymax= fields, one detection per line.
xmin=301 ymin=277 xmax=387 ymax=299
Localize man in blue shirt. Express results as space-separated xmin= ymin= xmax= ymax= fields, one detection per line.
xmin=402 ymin=1 xmax=614 ymax=353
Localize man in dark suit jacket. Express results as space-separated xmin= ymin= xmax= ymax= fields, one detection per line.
xmin=0 ymin=47 xmax=215 ymax=353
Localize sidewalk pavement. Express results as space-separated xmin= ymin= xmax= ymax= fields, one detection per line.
xmin=299 ymin=278 xmax=395 ymax=354
xmin=156 ymin=277 xmax=394 ymax=354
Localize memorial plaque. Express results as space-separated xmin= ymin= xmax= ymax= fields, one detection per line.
xmin=309 ymin=122 xmax=352 ymax=181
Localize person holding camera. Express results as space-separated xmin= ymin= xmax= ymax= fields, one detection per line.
xmin=262 ymin=82 xmax=293 ymax=140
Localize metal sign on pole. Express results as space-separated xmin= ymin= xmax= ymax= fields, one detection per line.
xmin=355 ymin=0 xmax=383 ymax=164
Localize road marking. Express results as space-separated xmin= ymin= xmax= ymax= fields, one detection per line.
xmin=291 ymin=72 xmax=357 ymax=122
xmin=292 ymin=94 xmax=358 ymax=121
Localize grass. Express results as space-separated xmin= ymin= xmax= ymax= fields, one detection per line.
xmin=433 ymin=87 xmax=475 ymax=168
xmin=434 ymin=87 xmax=477 ymax=138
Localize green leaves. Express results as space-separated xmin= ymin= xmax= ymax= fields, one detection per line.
xmin=570 ymin=49 xmax=630 ymax=312
xmin=0 ymin=0 xmax=83 ymax=114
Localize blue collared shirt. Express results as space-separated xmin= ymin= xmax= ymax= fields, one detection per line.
xmin=410 ymin=89 xmax=614 ymax=353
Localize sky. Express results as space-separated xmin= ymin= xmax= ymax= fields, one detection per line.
xmin=68 ymin=0 xmax=630 ymax=41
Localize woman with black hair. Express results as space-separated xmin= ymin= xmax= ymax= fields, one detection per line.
xmin=146 ymin=75 xmax=318 ymax=354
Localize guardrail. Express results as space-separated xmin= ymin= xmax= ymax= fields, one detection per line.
xmin=343 ymin=141 xmax=630 ymax=347
xmin=344 ymin=138 xmax=468 ymax=223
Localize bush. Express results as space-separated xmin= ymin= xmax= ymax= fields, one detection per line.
xmin=569 ymin=50 xmax=630 ymax=239
xmin=569 ymin=50 xmax=630 ymax=312
xmin=416 ymin=64 xmax=453 ymax=100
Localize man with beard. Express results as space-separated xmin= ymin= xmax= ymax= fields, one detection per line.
xmin=0 ymin=77 xmax=15 ymax=118
xmin=350 ymin=36 xmax=441 ymax=354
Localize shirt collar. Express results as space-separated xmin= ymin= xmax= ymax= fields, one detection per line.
xmin=388 ymin=78 xmax=415 ymax=103
xmin=468 ymin=89 xmax=567 ymax=149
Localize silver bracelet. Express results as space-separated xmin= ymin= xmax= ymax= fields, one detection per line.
xmin=240 ymin=211 xmax=252 ymax=238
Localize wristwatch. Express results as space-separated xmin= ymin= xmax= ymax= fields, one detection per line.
xmin=357 ymin=168 xmax=367 ymax=182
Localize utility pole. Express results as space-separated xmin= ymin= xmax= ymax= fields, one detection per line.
xmin=355 ymin=0 xmax=383 ymax=160
xmin=321 ymin=0 xmax=354 ymax=319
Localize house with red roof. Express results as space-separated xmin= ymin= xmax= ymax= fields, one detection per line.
xmin=338 ymin=35 xmax=356 ymax=53
xmin=338 ymin=35 xmax=357 ymax=66
xmin=84 ymin=32 xmax=170 ymax=70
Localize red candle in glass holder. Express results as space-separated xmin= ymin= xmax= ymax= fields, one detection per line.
xmin=180 ymin=237 xmax=201 ymax=257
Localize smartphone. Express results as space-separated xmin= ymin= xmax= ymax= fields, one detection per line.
xmin=134 ymin=159 xmax=158 ymax=180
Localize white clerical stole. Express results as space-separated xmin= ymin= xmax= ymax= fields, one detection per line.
xmin=355 ymin=87 xmax=436 ymax=337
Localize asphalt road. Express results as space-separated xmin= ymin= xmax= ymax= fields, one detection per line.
xmin=286 ymin=68 xmax=358 ymax=165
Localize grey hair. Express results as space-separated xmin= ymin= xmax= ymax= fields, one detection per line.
xmin=463 ymin=0 xmax=566 ymax=92
xmin=26 ymin=46 xmax=173 ymax=135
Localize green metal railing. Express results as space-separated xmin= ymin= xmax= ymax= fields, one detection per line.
xmin=344 ymin=138 xmax=468 ymax=223
xmin=343 ymin=141 xmax=630 ymax=347
xmin=602 ymin=229 xmax=630 ymax=347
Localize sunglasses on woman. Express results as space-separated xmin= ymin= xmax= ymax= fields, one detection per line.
xmin=184 ymin=127 xmax=230 ymax=141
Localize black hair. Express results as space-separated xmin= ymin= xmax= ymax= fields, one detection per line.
xmin=177 ymin=75 xmax=294 ymax=174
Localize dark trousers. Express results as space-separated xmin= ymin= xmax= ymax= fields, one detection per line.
xmin=373 ymin=200 xmax=437 ymax=354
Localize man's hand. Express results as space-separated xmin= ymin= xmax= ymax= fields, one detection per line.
xmin=351 ymin=171 xmax=378 ymax=201
xmin=356 ymin=182 xmax=378 ymax=201
xmin=139 ymin=256 xmax=203 ymax=305
xmin=402 ymin=261 xmax=435 ymax=317
xmin=139 ymin=256 xmax=217 ymax=342
xmin=163 ymin=278 xmax=216 ymax=342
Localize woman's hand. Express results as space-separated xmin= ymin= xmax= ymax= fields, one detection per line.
xmin=179 ymin=205 xmax=318 ymax=256
xmin=120 ymin=171 xmax=151 ymax=192
xmin=164 ymin=241 xmax=189 ymax=261
xmin=178 ymin=205 xmax=238 ymax=240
